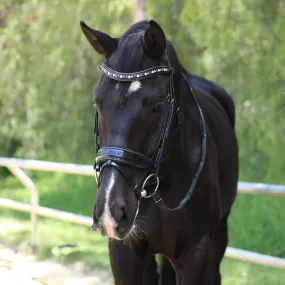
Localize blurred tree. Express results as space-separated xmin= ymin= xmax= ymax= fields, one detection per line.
xmin=0 ymin=0 xmax=133 ymax=164
xmin=0 ymin=0 xmax=284 ymax=183
xmin=148 ymin=0 xmax=285 ymax=183
xmin=134 ymin=0 xmax=145 ymax=22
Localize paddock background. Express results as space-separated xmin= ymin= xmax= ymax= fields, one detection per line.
xmin=0 ymin=0 xmax=284 ymax=284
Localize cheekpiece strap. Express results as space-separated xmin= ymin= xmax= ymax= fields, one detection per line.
xmin=100 ymin=63 xmax=173 ymax=82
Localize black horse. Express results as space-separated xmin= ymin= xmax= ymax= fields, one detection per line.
xmin=80 ymin=20 xmax=238 ymax=285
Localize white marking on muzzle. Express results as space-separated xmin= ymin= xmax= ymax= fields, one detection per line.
xmin=128 ymin=81 xmax=141 ymax=94
xmin=101 ymin=171 xmax=141 ymax=239
xmin=101 ymin=171 xmax=117 ymax=238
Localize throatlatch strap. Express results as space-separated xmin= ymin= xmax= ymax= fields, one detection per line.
xmin=150 ymin=75 xmax=207 ymax=212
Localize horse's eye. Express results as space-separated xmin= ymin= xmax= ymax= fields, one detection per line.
xmin=153 ymin=103 xmax=161 ymax=112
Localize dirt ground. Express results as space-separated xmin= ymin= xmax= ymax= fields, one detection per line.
xmin=0 ymin=244 xmax=112 ymax=285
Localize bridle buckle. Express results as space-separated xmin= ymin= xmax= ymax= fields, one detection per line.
xmin=94 ymin=164 xmax=100 ymax=184
xmin=95 ymin=159 xmax=113 ymax=184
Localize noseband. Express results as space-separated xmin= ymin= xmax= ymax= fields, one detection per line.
xmin=93 ymin=61 xmax=207 ymax=212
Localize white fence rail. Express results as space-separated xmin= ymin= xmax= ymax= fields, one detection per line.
xmin=0 ymin=157 xmax=285 ymax=269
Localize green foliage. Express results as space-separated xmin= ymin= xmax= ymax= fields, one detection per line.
xmin=0 ymin=0 xmax=133 ymax=163
xmin=0 ymin=1 xmax=284 ymax=182
xmin=148 ymin=0 xmax=285 ymax=184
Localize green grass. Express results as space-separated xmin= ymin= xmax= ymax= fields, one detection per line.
xmin=228 ymin=194 xmax=285 ymax=257
xmin=0 ymin=173 xmax=110 ymax=269
xmin=221 ymin=259 xmax=285 ymax=285
xmin=1 ymin=172 xmax=285 ymax=284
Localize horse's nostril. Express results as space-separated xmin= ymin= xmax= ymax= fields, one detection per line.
xmin=120 ymin=206 xmax=127 ymax=219
xmin=116 ymin=205 xmax=126 ymax=222
xmin=113 ymin=200 xmax=127 ymax=222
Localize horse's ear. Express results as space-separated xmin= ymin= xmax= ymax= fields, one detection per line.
xmin=80 ymin=21 xmax=117 ymax=58
xmin=144 ymin=20 xmax=166 ymax=59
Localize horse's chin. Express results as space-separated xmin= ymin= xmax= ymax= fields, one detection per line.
xmin=99 ymin=223 xmax=136 ymax=240
xmin=111 ymin=224 xmax=137 ymax=240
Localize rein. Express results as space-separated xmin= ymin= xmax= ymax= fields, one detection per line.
xmin=93 ymin=61 xmax=207 ymax=212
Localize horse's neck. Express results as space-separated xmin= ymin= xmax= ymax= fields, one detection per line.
xmin=175 ymin=70 xmax=203 ymax=167
xmin=159 ymin=72 xmax=204 ymax=199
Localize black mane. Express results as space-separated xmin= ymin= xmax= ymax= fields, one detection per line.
xmin=109 ymin=21 xmax=181 ymax=75
xmin=109 ymin=21 xmax=148 ymax=72
xmin=122 ymin=20 xmax=149 ymax=36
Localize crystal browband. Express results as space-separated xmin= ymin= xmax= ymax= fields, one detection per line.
xmin=100 ymin=63 xmax=173 ymax=82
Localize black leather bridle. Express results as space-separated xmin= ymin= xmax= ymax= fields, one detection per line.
xmin=93 ymin=60 xmax=207 ymax=212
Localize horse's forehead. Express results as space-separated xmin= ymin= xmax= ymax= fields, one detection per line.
xmin=113 ymin=81 xmax=142 ymax=94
